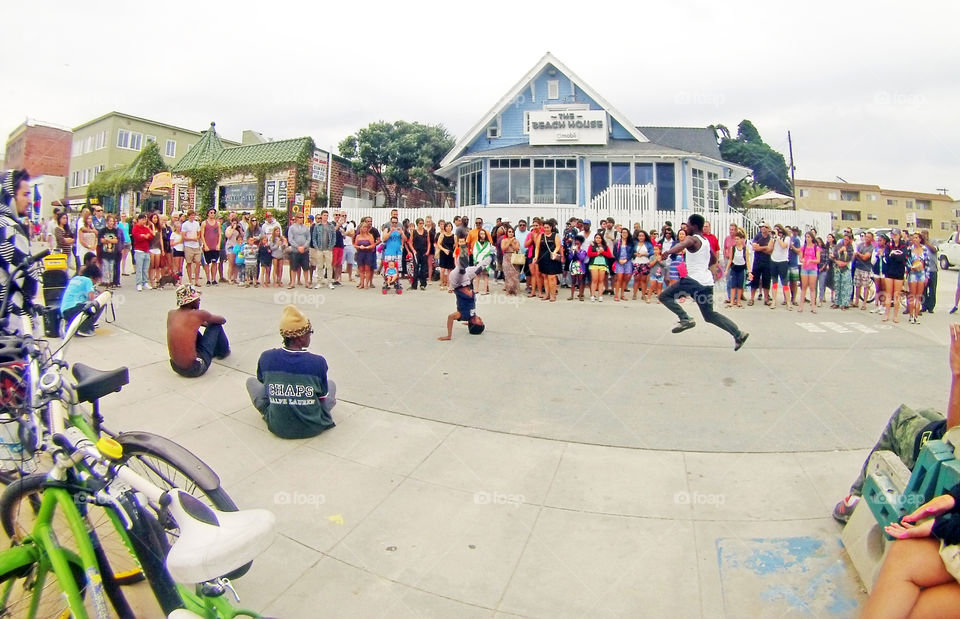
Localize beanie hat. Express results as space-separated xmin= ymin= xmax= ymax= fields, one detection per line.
xmin=279 ymin=305 xmax=311 ymax=339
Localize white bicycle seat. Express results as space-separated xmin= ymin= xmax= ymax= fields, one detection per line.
xmin=163 ymin=489 xmax=276 ymax=584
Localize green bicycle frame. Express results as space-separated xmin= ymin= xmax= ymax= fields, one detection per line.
xmin=0 ymin=485 xmax=111 ymax=618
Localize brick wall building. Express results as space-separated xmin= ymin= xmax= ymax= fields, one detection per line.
xmin=4 ymin=120 xmax=72 ymax=177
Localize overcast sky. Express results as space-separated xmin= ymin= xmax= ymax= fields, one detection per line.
xmin=4 ymin=0 xmax=957 ymax=197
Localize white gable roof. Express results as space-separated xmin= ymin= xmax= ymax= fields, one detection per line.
xmin=439 ymin=52 xmax=649 ymax=168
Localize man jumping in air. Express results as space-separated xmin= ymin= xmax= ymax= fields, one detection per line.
xmin=659 ymin=214 xmax=749 ymax=351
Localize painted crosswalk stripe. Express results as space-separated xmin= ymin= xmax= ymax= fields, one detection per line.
xmin=820 ymin=322 xmax=852 ymax=333
xmin=796 ymin=322 xmax=826 ymax=333
xmin=845 ymin=322 xmax=877 ymax=334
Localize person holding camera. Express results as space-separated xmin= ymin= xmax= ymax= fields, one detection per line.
xmin=768 ymin=224 xmax=791 ymax=310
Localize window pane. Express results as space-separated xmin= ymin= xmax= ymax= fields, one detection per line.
xmin=655 ymin=163 xmax=675 ymax=210
xmin=510 ymin=169 xmax=530 ymax=204
xmin=490 ymin=169 xmax=508 ymax=203
xmin=590 ymin=162 xmax=609 ymax=199
xmin=634 ymin=163 xmax=653 ymax=185
xmin=557 ymin=169 xmax=576 ymax=204
xmin=611 ymin=162 xmax=630 ymax=186
xmin=534 ymin=169 xmax=554 ymax=204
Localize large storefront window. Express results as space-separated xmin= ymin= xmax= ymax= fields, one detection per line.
xmin=691 ymin=168 xmax=705 ymax=210
xmin=458 ymin=161 xmax=482 ymax=206
xmin=611 ymin=162 xmax=630 ymax=186
xmin=591 ymin=162 xmax=609 ymax=199
xmin=533 ymin=159 xmax=577 ymax=204
xmin=634 ymin=163 xmax=653 ymax=185
xmin=655 ymin=162 xmax=675 ymax=211
xmin=490 ymin=159 xmax=531 ymax=204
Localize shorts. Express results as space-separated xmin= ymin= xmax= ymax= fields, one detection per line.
xmin=730 ymin=265 xmax=746 ymax=289
xmin=332 ymin=247 xmax=344 ymax=266
xmin=173 ymin=249 xmax=185 ymax=258
xmin=788 ymin=266 xmax=800 ymax=282
xmin=634 ymin=262 xmax=651 ymax=276
xmin=184 ymin=246 xmax=202 ymax=264
xmin=854 ymin=268 xmax=873 ymax=287
xmin=907 ymin=270 xmax=927 ymax=284
xmin=289 ymin=250 xmax=310 ymax=271
xmin=769 ymin=261 xmax=788 ymax=285
xmin=588 ymin=264 xmax=607 ymax=275
xmin=203 ymin=250 xmax=220 ymax=263
xmin=149 ymin=248 xmax=161 ymax=256
xmin=454 ymin=287 xmax=476 ymax=320
xmin=800 ymin=268 xmax=818 ymax=277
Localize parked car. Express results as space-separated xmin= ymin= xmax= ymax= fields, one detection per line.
xmin=937 ymin=230 xmax=960 ymax=270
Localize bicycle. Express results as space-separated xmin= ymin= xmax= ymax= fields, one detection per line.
xmin=0 ymin=252 xmax=249 ymax=585
xmin=0 ymin=425 xmax=275 ymax=618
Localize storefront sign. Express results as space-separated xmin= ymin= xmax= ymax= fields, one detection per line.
xmin=265 ymin=180 xmax=276 ymax=208
xmin=295 ymin=193 xmax=304 ymax=206
xmin=221 ymin=183 xmax=257 ymax=209
xmin=312 ymin=149 xmax=328 ymax=182
xmin=528 ymin=109 xmax=607 ymax=146
xmin=277 ymin=180 xmax=288 ymax=207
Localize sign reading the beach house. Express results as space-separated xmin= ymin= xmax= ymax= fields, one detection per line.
xmin=528 ymin=109 xmax=607 ymax=146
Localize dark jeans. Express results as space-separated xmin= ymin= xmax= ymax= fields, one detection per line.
xmin=659 ymin=278 xmax=742 ymax=339
xmin=924 ymin=271 xmax=938 ymax=312
xmin=61 ymin=303 xmax=105 ymax=335
xmin=412 ymin=253 xmax=428 ymax=288
xmin=170 ymin=324 xmax=230 ymax=378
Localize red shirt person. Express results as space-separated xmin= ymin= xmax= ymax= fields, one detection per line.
xmin=131 ymin=213 xmax=155 ymax=291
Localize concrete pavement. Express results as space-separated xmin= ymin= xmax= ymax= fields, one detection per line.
xmin=66 ymin=270 xmax=957 ymax=617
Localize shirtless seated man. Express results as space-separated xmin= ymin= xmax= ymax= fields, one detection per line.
xmin=166 ymin=284 xmax=230 ymax=378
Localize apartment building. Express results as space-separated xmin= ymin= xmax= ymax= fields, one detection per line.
xmin=66 ymin=112 xmax=226 ymax=210
xmin=795 ymin=179 xmax=956 ymax=237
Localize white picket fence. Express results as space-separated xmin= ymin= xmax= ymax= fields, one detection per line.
xmin=335 ymin=183 xmax=832 ymax=239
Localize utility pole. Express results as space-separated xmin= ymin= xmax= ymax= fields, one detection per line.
xmin=788 ymin=131 xmax=797 ymax=210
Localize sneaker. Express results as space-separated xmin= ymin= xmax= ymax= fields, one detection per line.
xmin=832 ymin=494 xmax=860 ymax=525
xmin=137 ymin=285 xmax=143 ymax=292
xmin=144 ymin=283 xmax=152 ymax=290
xmin=590 ymin=296 xmax=596 ymax=302
xmin=951 ymin=307 xmax=958 ymax=315
xmin=76 ymin=330 xmax=95 ymax=338
xmin=333 ymin=281 xmax=342 ymax=286
xmin=671 ymin=320 xmax=696 ymax=334
xmin=329 ymin=282 xmax=335 ymax=290
xmin=734 ymin=332 xmax=749 ymax=351
xmin=597 ymin=296 xmax=603 ymax=303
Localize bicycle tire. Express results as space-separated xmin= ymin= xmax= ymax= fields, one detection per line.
xmin=0 ymin=541 xmax=87 ymax=618
xmin=0 ymin=433 xmax=250 ymax=587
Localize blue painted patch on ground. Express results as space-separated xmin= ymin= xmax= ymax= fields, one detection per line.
xmin=717 ymin=536 xmax=863 ymax=617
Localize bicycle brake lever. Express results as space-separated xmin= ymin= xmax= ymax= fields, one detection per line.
xmin=95 ymin=488 xmax=133 ymax=530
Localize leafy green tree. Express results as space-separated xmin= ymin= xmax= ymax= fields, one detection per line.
xmin=339 ymin=121 xmax=454 ymax=207
xmin=717 ymin=120 xmax=791 ymax=207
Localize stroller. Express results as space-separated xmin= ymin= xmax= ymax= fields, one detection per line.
xmin=381 ymin=259 xmax=402 ymax=295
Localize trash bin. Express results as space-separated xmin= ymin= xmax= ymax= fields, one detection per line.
xmin=42 ymin=306 xmax=61 ymax=339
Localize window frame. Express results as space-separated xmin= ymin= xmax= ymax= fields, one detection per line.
xmin=165 ymin=139 xmax=177 ymax=158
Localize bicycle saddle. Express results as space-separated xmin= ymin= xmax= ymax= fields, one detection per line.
xmin=72 ymin=363 xmax=129 ymax=403
xmin=162 ymin=489 xmax=276 ymax=584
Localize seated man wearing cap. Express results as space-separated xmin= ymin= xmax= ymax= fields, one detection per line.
xmin=246 ymin=305 xmax=336 ymax=439
xmin=438 ymin=255 xmax=490 ymax=341
xmin=166 ymin=284 xmax=230 ymax=378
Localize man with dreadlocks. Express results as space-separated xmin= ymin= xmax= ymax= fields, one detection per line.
xmin=0 ymin=169 xmax=41 ymax=336
xmin=245 ymin=305 xmax=336 ymax=439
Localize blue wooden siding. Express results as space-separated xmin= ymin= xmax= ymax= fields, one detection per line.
xmin=462 ymin=65 xmax=638 ymax=156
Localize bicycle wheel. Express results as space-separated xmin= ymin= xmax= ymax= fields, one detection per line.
xmin=0 ymin=539 xmax=88 ymax=618
xmin=1 ymin=433 xmax=247 ymax=587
